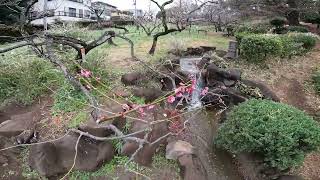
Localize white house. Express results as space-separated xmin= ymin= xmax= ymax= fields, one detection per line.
xmin=31 ymin=0 xmax=93 ymax=25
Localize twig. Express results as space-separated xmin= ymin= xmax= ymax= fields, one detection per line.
xmin=59 ymin=133 xmax=83 ymax=180
xmin=0 ymin=131 xmax=71 ymax=152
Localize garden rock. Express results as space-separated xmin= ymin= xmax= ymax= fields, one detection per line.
xmin=242 ymin=79 xmax=280 ymax=102
xmin=166 ymin=140 xmax=195 ymax=160
xmin=121 ymin=72 xmax=143 ymax=86
xmin=215 ymin=50 xmax=228 ymax=58
xmin=132 ymin=88 xmax=164 ymax=103
xmin=121 ymin=106 xmax=169 ymax=166
xmin=0 ymin=111 xmax=40 ymax=138
xmin=29 ymin=132 xmax=114 ymax=177
xmin=197 ymin=56 xmax=211 ymax=70
xmin=200 ymin=46 xmax=216 ymax=52
xmin=186 ymin=47 xmax=204 ymax=56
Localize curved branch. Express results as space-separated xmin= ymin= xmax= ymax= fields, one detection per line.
xmin=0 ymin=42 xmax=45 ymax=53
xmin=115 ymin=34 xmax=135 ymax=58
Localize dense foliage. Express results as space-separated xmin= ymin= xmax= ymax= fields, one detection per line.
xmin=287 ymin=26 xmax=309 ymax=33
xmin=239 ymin=33 xmax=317 ymax=62
xmin=313 ymin=69 xmax=320 ymax=95
xmin=240 ymin=34 xmax=283 ymax=62
xmin=270 ymin=17 xmax=287 ymax=34
xmin=288 ymin=33 xmax=317 ymax=50
xmin=270 ymin=17 xmax=287 ymax=28
xmin=0 ymin=56 xmax=63 ymax=105
xmin=215 ymin=99 xmax=320 ymax=171
xmin=234 ymin=24 xmax=270 ymax=34
xmin=302 ymin=12 xmax=320 ymax=25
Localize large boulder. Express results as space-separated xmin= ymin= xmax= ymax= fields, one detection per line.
xmin=121 ymin=106 xmax=169 ymax=166
xmin=29 ymin=132 xmax=114 ymax=177
xmin=166 ymin=140 xmax=195 ymax=160
xmin=121 ymin=72 xmax=143 ymax=86
xmin=0 ymin=110 xmax=40 ymax=138
xmin=206 ymin=64 xmax=241 ymax=87
xmin=132 ymin=88 xmax=164 ymax=103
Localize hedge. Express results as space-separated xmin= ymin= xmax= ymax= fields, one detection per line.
xmin=215 ymin=99 xmax=320 ymax=171
xmin=287 ymin=26 xmax=309 ymax=33
xmin=239 ymin=33 xmax=317 ymax=62
xmin=313 ymin=69 xmax=320 ymax=95
xmin=240 ymin=34 xmax=283 ymax=63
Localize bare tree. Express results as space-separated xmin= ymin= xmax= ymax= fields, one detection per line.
xmin=202 ymin=1 xmax=239 ymax=32
xmin=88 ymin=3 xmax=106 ymax=25
xmin=135 ymin=10 xmax=161 ymax=36
xmin=148 ymin=0 xmax=217 ymax=55
xmin=0 ymin=0 xmax=38 ymax=29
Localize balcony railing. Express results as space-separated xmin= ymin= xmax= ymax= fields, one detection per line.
xmin=68 ymin=0 xmax=84 ymax=3
xmin=55 ymin=11 xmax=89 ymax=19
xmin=28 ymin=11 xmax=91 ymax=20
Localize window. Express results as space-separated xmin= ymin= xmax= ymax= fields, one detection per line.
xmin=79 ymin=9 xmax=83 ymax=18
xmin=69 ymin=8 xmax=76 ymax=17
xmin=85 ymin=10 xmax=90 ymax=18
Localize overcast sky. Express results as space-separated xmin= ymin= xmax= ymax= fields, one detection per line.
xmin=93 ymin=0 xmax=171 ymax=10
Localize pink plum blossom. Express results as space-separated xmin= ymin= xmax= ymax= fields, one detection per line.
xmin=176 ymin=92 xmax=183 ymax=98
xmin=122 ymin=104 xmax=130 ymax=111
xmin=80 ymin=69 xmax=92 ymax=78
xmin=167 ymin=96 xmax=176 ymax=104
xmin=148 ymin=105 xmax=155 ymax=110
xmin=201 ymin=87 xmax=209 ymax=96
xmin=138 ymin=107 xmax=146 ymax=117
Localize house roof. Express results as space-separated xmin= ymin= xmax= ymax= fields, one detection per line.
xmin=92 ymin=1 xmax=117 ymax=9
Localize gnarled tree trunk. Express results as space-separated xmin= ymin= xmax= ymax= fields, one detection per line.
xmin=287 ymin=0 xmax=300 ymax=25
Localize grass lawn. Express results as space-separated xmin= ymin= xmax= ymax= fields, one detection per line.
xmin=50 ymin=25 xmax=232 ymax=70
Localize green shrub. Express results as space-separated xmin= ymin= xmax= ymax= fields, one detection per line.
xmin=270 ymin=17 xmax=287 ymax=34
xmin=288 ymin=33 xmax=317 ymax=50
xmin=302 ymin=12 xmax=320 ymax=25
xmin=215 ymin=99 xmax=320 ymax=171
xmin=313 ymin=69 xmax=320 ymax=94
xmin=239 ymin=33 xmax=317 ymax=62
xmin=270 ymin=17 xmax=287 ymax=28
xmin=0 ymin=58 xmax=63 ymax=105
xmin=279 ymin=36 xmax=304 ymax=58
xmin=234 ymin=24 xmax=270 ymax=34
xmin=235 ymin=32 xmax=253 ymax=44
xmin=287 ymin=26 xmax=309 ymax=33
xmin=240 ymin=34 xmax=283 ymax=63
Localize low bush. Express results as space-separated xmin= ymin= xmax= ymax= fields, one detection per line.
xmin=270 ymin=17 xmax=287 ymax=34
xmin=313 ymin=69 xmax=320 ymax=95
xmin=270 ymin=17 xmax=287 ymax=28
xmin=239 ymin=33 xmax=317 ymax=62
xmin=234 ymin=24 xmax=270 ymax=34
xmin=302 ymin=12 xmax=320 ymax=25
xmin=279 ymin=36 xmax=304 ymax=58
xmin=240 ymin=34 xmax=283 ymax=63
xmin=287 ymin=26 xmax=309 ymax=33
xmin=215 ymin=99 xmax=320 ymax=171
xmin=288 ymin=33 xmax=317 ymax=50
xmin=235 ymin=31 xmax=253 ymax=44
xmin=0 ymin=56 xmax=63 ymax=105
